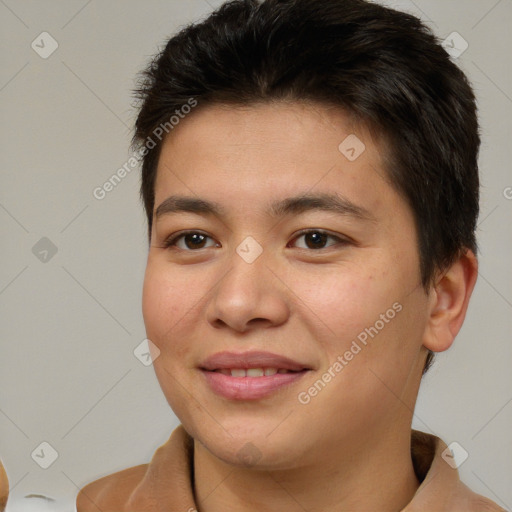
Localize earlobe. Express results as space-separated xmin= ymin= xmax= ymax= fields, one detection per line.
xmin=422 ymin=249 xmax=478 ymax=353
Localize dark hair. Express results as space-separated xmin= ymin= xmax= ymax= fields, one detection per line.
xmin=132 ymin=0 xmax=480 ymax=375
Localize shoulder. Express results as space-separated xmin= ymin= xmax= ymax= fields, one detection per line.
xmin=76 ymin=464 xmax=148 ymax=512
xmin=456 ymin=482 xmax=508 ymax=512
xmin=409 ymin=431 xmax=506 ymax=512
xmin=0 ymin=459 xmax=8 ymax=512
xmin=75 ymin=426 xmax=189 ymax=512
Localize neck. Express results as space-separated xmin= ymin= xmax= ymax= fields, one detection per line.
xmin=193 ymin=424 xmax=420 ymax=512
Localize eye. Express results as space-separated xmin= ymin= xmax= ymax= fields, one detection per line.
xmin=289 ymin=229 xmax=349 ymax=250
xmin=163 ymin=230 xmax=218 ymax=250
xmin=162 ymin=229 xmax=350 ymax=252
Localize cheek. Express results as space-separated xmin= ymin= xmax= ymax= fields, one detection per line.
xmin=296 ymin=261 xmax=424 ymax=384
xmin=294 ymin=268 xmax=396 ymax=347
xmin=141 ymin=262 xmax=197 ymax=357
xmin=142 ymin=266 xmax=170 ymax=346
xmin=142 ymin=263 xmax=204 ymax=417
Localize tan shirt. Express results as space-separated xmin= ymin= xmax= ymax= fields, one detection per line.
xmin=75 ymin=427 xmax=505 ymax=512
xmin=0 ymin=459 xmax=8 ymax=512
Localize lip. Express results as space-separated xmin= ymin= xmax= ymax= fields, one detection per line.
xmin=199 ymin=350 xmax=311 ymax=372
xmin=199 ymin=350 xmax=312 ymax=400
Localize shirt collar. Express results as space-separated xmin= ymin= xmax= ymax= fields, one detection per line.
xmin=126 ymin=426 xmax=504 ymax=511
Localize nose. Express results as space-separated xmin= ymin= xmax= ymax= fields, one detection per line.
xmin=205 ymin=246 xmax=290 ymax=333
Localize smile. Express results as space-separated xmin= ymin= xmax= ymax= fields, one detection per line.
xmin=213 ymin=368 xmax=299 ymax=377
xmin=200 ymin=368 xmax=310 ymax=400
xmin=198 ymin=350 xmax=313 ymax=399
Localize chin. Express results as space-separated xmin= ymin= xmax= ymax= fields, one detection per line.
xmin=195 ymin=420 xmax=305 ymax=469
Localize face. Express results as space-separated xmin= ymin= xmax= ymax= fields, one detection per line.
xmin=142 ymin=101 xmax=430 ymax=469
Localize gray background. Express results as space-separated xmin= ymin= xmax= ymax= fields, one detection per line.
xmin=1 ymin=1 xmax=511 ymax=511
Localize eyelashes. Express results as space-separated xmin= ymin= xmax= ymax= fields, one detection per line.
xmin=163 ymin=231 xmax=217 ymax=250
xmin=291 ymin=229 xmax=350 ymax=250
xmin=162 ymin=229 xmax=351 ymax=252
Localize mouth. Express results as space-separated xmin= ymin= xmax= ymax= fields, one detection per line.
xmin=200 ymin=350 xmax=312 ymax=372
xmin=199 ymin=351 xmax=313 ymax=400
xmin=208 ymin=367 xmax=304 ymax=377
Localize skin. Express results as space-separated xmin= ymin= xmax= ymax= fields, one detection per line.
xmin=142 ymin=100 xmax=478 ymax=512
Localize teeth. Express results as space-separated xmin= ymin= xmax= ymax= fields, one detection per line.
xmin=247 ymin=368 xmax=264 ymax=377
xmin=214 ymin=368 xmax=293 ymax=377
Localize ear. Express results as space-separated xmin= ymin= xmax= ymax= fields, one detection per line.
xmin=423 ymin=249 xmax=478 ymax=353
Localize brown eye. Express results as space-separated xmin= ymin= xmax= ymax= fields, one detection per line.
xmin=291 ymin=230 xmax=348 ymax=250
xmin=164 ymin=231 xmax=218 ymax=250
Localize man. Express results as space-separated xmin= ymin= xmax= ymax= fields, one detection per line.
xmin=76 ymin=0 xmax=505 ymax=510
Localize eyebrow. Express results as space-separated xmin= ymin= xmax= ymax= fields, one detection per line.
xmin=154 ymin=192 xmax=377 ymax=222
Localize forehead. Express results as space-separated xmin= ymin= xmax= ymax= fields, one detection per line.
xmin=154 ymin=100 xmax=389 ymax=196
xmin=150 ymin=101 xmax=413 ymax=239
xmin=158 ymin=100 xmax=372 ymax=155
